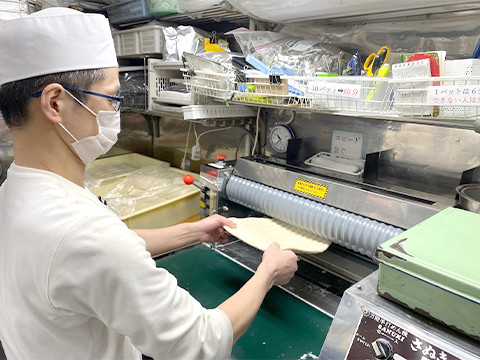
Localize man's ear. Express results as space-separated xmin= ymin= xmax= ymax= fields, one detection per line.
xmin=39 ymin=83 xmax=66 ymax=124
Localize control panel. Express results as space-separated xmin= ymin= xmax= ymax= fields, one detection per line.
xmin=321 ymin=272 xmax=480 ymax=360
xmin=196 ymin=155 xmax=232 ymax=218
xmin=347 ymin=309 xmax=465 ymax=360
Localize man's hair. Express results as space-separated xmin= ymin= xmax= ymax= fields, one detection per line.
xmin=0 ymin=69 xmax=106 ymax=128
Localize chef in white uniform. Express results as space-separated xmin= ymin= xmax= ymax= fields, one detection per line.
xmin=0 ymin=8 xmax=298 ymax=360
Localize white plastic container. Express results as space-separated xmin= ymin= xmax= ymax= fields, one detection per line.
xmin=442 ymin=59 xmax=480 ymax=118
xmin=0 ymin=0 xmax=29 ymax=20
xmin=112 ymin=25 xmax=164 ymax=57
xmin=148 ymin=59 xmax=194 ymax=108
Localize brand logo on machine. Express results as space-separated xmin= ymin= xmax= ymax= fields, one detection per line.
xmin=293 ymin=178 xmax=328 ymax=199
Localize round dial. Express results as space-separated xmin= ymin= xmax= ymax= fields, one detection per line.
xmin=371 ymin=338 xmax=394 ymax=360
xmin=269 ymin=125 xmax=294 ymax=153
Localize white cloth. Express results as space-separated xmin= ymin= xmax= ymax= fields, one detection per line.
xmin=0 ymin=8 xmax=118 ymax=86
xmin=0 ymin=163 xmax=233 ymax=360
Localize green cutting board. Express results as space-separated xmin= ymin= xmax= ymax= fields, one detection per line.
xmin=156 ymin=245 xmax=332 ymax=360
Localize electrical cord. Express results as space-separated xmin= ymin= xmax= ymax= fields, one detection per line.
xmin=182 ymin=122 xmax=193 ymax=165
xmin=251 ymin=107 xmax=261 ymax=156
xmin=235 ymin=132 xmax=255 ymax=160
xmin=195 ymin=126 xmax=233 ymax=144
xmin=193 ymin=123 xmax=198 ymax=143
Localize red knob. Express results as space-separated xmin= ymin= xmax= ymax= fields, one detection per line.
xmin=183 ymin=174 xmax=195 ymax=185
xmin=216 ymin=154 xmax=227 ymax=161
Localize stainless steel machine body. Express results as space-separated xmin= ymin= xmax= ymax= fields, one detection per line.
xmin=200 ymin=131 xmax=478 ymax=360
xmin=320 ymin=271 xmax=480 ymax=360
xmin=197 ymin=153 xmax=450 ymax=315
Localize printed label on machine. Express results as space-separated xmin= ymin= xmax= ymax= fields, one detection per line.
xmin=293 ymin=178 xmax=328 ymax=199
xmin=346 ymin=309 xmax=462 ymax=360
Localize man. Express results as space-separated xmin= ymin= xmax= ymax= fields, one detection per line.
xmin=0 ymin=8 xmax=298 ymax=360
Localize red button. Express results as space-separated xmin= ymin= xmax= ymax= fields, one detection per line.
xmin=216 ymin=154 xmax=227 ymax=161
xmin=183 ymin=174 xmax=195 ymax=185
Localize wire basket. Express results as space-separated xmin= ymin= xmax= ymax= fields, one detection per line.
xmin=307 ymin=76 xmax=394 ymax=113
xmin=182 ymin=69 xmax=236 ymax=101
xmin=232 ymin=74 xmax=312 ymax=108
xmin=105 ymin=0 xmax=153 ymax=26
xmin=390 ymin=76 xmax=480 ymax=120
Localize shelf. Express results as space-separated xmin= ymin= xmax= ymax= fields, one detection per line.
xmin=130 ymin=104 xmax=256 ymax=122
xmin=160 ymin=2 xmax=249 ymax=26
xmin=226 ymin=100 xmax=480 ymax=131
xmin=226 ymin=0 xmax=480 ymax=25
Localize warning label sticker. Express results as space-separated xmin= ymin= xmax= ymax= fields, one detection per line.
xmin=293 ymin=179 xmax=328 ymax=199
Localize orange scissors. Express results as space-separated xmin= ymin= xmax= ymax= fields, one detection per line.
xmin=364 ymin=46 xmax=390 ymax=76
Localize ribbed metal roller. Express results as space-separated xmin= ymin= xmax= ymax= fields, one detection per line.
xmin=225 ymin=175 xmax=403 ymax=258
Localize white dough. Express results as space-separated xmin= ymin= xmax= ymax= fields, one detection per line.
xmin=224 ymin=217 xmax=331 ymax=253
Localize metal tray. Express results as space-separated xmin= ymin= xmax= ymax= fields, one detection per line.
xmin=456 ymin=183 xmax=480 ymax=214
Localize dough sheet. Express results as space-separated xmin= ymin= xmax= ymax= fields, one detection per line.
xmin=224 ymin=217 xmax=331 ymax=253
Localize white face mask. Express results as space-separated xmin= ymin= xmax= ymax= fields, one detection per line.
xmin=59 ymin=89 xmax=121 ymax=165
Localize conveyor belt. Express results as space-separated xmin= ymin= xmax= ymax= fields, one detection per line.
xmin=155 ymin=245 xmax=333 ymax=359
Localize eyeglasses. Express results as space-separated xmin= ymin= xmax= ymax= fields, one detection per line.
xmin=32 ymin=84 xmax=124 ymax=112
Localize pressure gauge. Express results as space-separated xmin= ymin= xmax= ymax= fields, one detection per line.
xmin=269 ymin=125 xmax=294 ymax=153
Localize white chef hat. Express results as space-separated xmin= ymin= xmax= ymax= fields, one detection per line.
xmin=0 ymin=7 xmax=118 ymax=87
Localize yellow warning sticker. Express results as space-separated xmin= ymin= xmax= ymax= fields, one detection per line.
xmin=293 ymin=178 xmax=328 ymax=199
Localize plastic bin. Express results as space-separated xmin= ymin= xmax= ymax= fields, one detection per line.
xmin=112 ymin=25 xmax=164 ymax=57
xmin=105 ymin=0 xmax=153 ymax=26
xmin=86 ymin=153 xmax=200 ymax=229
xmin=148 ymin=59 xmax=194 ymax=108
xmin=390 ymin=75 xmax=480 ymax=120
xmin=0 ymin=0 xmax=29 ymax=20
xmin=441 ymin=59 xmax=480 ymax=118
xmin=146 ymin=0 xmax=178 ymax=17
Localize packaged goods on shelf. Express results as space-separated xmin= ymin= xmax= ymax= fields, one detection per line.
xmin=120 ymin=70 xmax=147 ymax=110
xmin=164 ymin=26 xmax=230 ymax=62
xmin=233 ymin=31 xmax=351 ymax=77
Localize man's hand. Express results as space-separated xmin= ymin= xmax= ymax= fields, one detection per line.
xmin=260 ymin=242 xmax=298 ymax=287
xmin=194 ymin=215 xmax=237 ymax=244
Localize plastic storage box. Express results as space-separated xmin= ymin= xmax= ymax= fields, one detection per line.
xmin=86 ymin=153 xmax=200 ymax=229
xmin=0 ymin=0 xmax=29 ymax=20
xmin=441 ymin=59 xmax=480 ymax=119
xmin=112 ymin=25 xmax=164 ymax=57
xmin=376 ymin=207 xmax=480 ymax=341
xmin=105 ymin=0 xmax=153 ymax=26
xmin=148 ymin=59 xmax=194 ymax=108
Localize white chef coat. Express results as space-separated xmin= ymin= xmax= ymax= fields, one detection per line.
xmin=0 ymin=162 xmax=233 ymax=360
